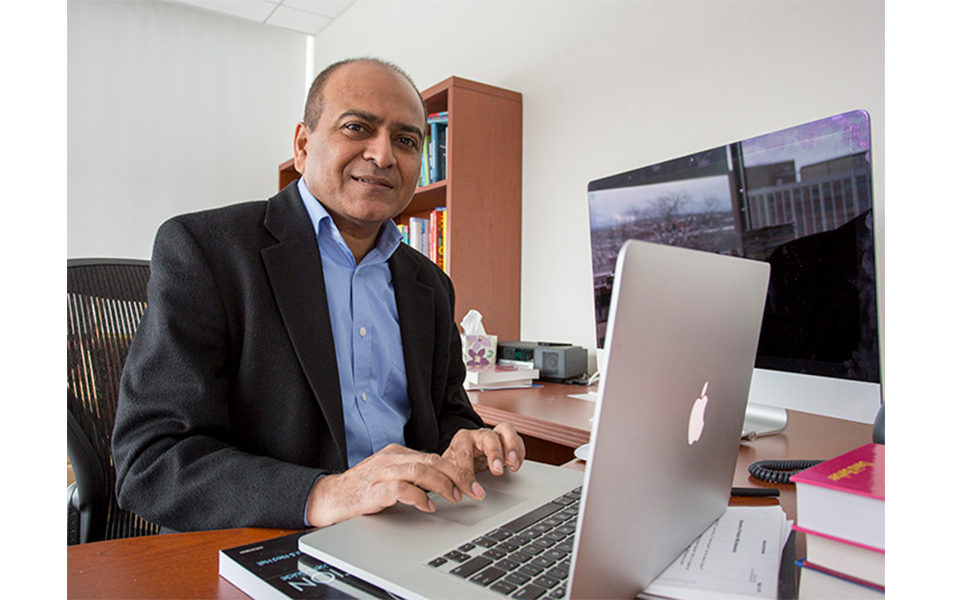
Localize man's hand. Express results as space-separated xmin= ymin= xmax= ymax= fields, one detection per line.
xmin=442 ymin=422 xmax=526 ymax=483
xmin=305 ymin=444 xmax=483 ymax=528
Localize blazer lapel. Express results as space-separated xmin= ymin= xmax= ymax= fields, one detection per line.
xmin=261 ymin=185 xmax=347 ymax=467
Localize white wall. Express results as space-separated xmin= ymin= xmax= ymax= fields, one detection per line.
xmin=312 ymin=0 xmax=884 ymax=361
xmin=68 ymin=0 xmax=307 ymax=259
xmin=66 ymin=0 xmax=884 ymax=358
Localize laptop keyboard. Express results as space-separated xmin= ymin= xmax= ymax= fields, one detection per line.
xmin=427 ymin=487 xmax=581 ymax=599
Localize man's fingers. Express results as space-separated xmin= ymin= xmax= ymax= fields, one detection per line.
xmin=401 ymin=454 xmax=479 ymax=503
xmin=494 ymin=422 xmax=525 ymax=471
xmin=473 ymin=428 xmax=506 ymax=475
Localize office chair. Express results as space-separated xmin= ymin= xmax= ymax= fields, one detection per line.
xmin=67 ymin=258 xmax=161 ymax=544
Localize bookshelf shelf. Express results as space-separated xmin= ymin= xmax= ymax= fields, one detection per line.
xmin=279 ymin=76 xmax=522 ymax=339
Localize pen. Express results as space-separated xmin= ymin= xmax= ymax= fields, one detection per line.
xmin=730 ymin=487 xmax=780 ymax=498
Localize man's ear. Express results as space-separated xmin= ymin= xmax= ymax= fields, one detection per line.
xmin=293 ymin=122 xmax=309 ymax=175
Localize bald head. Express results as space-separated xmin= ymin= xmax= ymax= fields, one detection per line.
xmin=303 ymin=57 xmax=426 ymax=132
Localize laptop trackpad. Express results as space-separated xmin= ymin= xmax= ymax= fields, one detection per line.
xmin=430 ymin=488 xmax=528 ymax=526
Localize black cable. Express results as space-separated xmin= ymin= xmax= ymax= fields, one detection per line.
xmin=748 ymin=459 xmax=823 ymax=485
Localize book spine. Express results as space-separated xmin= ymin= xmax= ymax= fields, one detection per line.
xmin=792 ymin=524 xmax=884 ymax=554
xmin=429 ymin=210 xmax=437 ymax=263
xmin=795 ymin=559 xmax=885 ymax=593
xmin=435 ymin=207 xmax=446 ymax=271
xmin=420 ymin=132 xmax=431 ymax=187
xmin=429 ymin=122 xmax=441 ymax=183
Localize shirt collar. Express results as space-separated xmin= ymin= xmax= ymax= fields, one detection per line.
xmin=297 ymin=178 xmax=402 ymax=266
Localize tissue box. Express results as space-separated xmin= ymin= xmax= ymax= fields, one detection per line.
xmin=462 ymin=334 xmax=498 ymax=368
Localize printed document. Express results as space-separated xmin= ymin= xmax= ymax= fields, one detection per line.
xmin=639 ymin=506 xmax=790 ymax=599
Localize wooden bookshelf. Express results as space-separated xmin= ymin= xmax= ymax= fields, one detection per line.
xmin=279 ymin=76 xmax=522 ymax=339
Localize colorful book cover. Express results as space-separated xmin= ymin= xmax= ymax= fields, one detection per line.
xmin=791 ymin=443 xmax=884 ymax=501
xmin=791 ymin=443 xmax=884 ymax=550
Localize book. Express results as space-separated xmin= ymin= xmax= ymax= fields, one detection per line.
xmin=794 ymin=524 xmax=884 ymax=587
xmin=790 ymin=443 xmax=884 ymax=550
xmin=434 ymin=207 xmax=446 ymax=272
xmin=466 ymin=365 xmax=540 ymax=389
xmin=464 ymin=378 xmax=536 ymax=391
xmin=218 ymin=530 xmax=393 ymax=599
xmin=796 ymin=558 xmax=884 ymax=599
xmin=497 ymin=358 xmax=536 ymax=369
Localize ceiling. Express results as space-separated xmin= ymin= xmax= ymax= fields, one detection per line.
xmin=163 ymin=0 xmax=357 ymax=36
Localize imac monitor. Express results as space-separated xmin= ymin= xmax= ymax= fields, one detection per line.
xmin=587 ymin=110 xmax=881 ymax=430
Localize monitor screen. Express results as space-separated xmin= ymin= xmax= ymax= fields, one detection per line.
xmin=587 ymin=110 xmax=880 ymax=421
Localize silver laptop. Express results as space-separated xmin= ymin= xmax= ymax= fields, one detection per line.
xmin=300 ymin=239 xmax=770 ymax=599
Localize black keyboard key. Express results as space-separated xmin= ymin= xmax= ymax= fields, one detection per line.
xmin=495 ymin=558 xmax=521 ymax=572
xmin=545 ymin=548 xmax=568 ymax=560
xmin=473 ymin=536 xmax=499 ymax=548
xmin=491 ymin=581 xmax=518 ymax=595
xmin=513 ymin=533 xmax=536 ymax=545
xmin=486 ymin=529 xmax=514 ymax=541
xmin=444 ymin=550 xmax=472 ymax=563
xmin=502 ymin=502 xmax=564 ymax=534
xmin=530 ymin=556 xmax=556 ymax=569
xmin=428 ymin=557 xmax=447 ymax=567
xmin=458 ymin=542 xmax=476 ymax=552
xmin=471 ymin=566 xmax=507 ymax=586
xmin=451 ymin=556 xmax=493 ymax=578
xmin=533 ymin=575 xmax=560 ymax=589
xmin=532 ymin=538 xmax=556 ymax=549
xmin=548 ymin=585 xmax=566 ymax=598
xmin=505 ymin=572 xmax=532 ymax=585
xmin=512 ymin=584 xmax=548 ymax=599
xmin=546 ymin=566 xmax=569 ymax=580
xmin=483 ymin=548 xmax=508 ymax=560
xmin=508 ymin=551 xmax=533 ymax=563
xmin=519 ymin=564 xmax=544 ymax=577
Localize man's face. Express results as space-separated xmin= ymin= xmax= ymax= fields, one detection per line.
xmin=294 ymin=62 xmax=426 ymax=237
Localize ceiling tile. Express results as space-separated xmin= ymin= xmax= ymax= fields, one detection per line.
xmin=266 ymin=5 xmax=335 ymax=35
xmin=168 ymin=1 xmax=276 ymax=23
xmin=282 ymin=0 xmax=355 ymax=18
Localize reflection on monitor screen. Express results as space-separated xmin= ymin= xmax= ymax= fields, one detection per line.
xmin=587 ymin=110 xmax=881 ymax=426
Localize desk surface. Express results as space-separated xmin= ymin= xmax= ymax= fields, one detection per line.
xmin=67 ymin=384 xmax=873 ymax=600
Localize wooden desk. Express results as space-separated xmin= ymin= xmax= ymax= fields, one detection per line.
xmin=468 ymin=383 xmax=595 ymax=464
xmin=67 ymin=384 xmax=874 ymax=599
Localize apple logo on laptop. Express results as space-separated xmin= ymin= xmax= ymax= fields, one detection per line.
xmin=687 ymin=382 xmax=709 ymax=445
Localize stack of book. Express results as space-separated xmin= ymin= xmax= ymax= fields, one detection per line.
xmin=791 ymin=443 xmax=885 ymax=598
xmin=398 ymin=206 xmax=446 ymax=271
xmin=419 ymin=111 xmax=448 ymax=186
xmin=464 ymin=364 xmax=539 ymax=390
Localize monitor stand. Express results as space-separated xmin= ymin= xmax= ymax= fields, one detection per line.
xmin=741 ymin=403 xmax=789 ymax=440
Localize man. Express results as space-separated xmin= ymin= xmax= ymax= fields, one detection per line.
xmin=112 ymin=58 xmax=525 ymax=532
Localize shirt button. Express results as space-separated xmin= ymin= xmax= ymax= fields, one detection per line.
xmin=361 ymin=392 xmax=368 ymax=402
xmin=359 ymin=326 xmax=367 ymax=337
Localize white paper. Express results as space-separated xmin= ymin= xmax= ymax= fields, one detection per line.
xmin=639 ymin=506 xmax=790 ymax=599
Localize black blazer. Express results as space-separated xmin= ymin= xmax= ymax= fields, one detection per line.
xmin=112 ymin=183 xmax=483 ymax=531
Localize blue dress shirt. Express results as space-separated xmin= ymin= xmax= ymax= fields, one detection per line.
xmin=298 ymin=179 xmax=411 ymax=469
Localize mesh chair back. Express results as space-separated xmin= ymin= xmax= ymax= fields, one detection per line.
xmin=67 ymin=259 xmax=161 ymax=543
